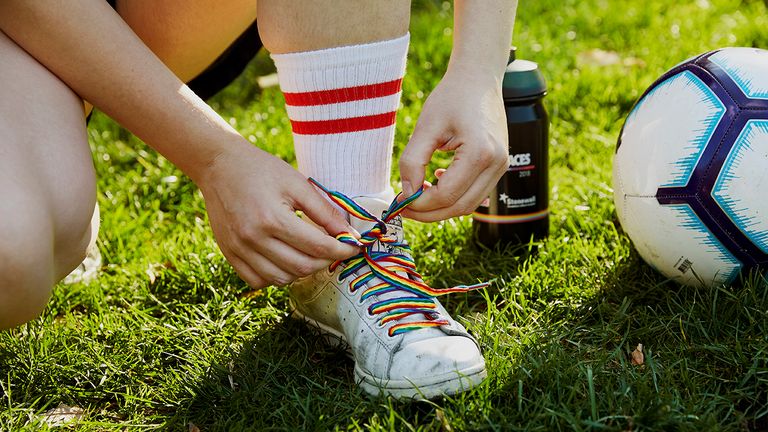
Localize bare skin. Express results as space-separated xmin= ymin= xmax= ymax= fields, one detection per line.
xmin=257 ymin=0 xmax=411 ymax=53
xmin=0 ymin=0 xmax=517 ymax=329
xmin=0 ymin=31 xmax=95 ymax=329
xmin=82 ymin=0 xmax=259 ymax=115
xmin=115 ymin=0 xmax=258 ymax=84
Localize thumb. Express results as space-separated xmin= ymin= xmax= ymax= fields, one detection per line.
xmin=399 ymin=121 xmax=443 ymax=198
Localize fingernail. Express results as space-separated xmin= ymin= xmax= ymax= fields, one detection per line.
xmin=349 ymin=226 xmax=361 ymax=239
xmin=402 ymin=181 xmax=413 ymax=197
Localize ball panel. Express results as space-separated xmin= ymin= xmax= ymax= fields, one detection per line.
xmin=712 ymin=119 xmax=768 ymax=254
xmin=622 ymin=196 xmax=742 ymax=286
xmin=708 ymin=48 xmax=768 ymax=100
xmin=617 ymin=70 xmax=726 ymax=196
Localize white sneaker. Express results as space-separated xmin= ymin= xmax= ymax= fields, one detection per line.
xmin=63 ymin=203 xmax=101 ymax=285
xmin=289 ymin=183 xmax=487 ymax=399
xmin=62 ymin=242 xmax=102 ymax=285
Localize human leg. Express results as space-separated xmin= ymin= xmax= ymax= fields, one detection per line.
xmin=258 ymin=0 xmax=409 ymax=54
xmin=260 ymin=0 xmax=410 ymax=198
xmin=0 ymin=30 xmax=97 ymax=329
xmin=114 ymin=0 xmax=258 ymax=84
xmin=259 ymin=1 xmax=486 ymax=398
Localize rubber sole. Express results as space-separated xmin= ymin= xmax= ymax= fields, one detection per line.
xmin=355 ymin=362 xmax=487 ymax=400
xmin=290 ymin=303 xmax=487 ymax=400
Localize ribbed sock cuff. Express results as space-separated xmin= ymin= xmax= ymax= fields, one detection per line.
xmin=272 ymin=33 xmax=409 ymax=197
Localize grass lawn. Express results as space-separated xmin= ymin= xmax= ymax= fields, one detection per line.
xmin=3 ymin=0 xmax=768 ymax=430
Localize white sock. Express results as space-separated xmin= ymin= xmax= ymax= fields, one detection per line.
xmin=271 ymin=33 xmax=409 ymax=199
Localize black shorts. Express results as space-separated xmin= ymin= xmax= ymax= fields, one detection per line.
xmin=106 ymin=0 xmax=262 ymax=101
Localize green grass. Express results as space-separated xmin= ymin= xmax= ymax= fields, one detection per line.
xmin=3 ymin=0 xmax=768 ymax=430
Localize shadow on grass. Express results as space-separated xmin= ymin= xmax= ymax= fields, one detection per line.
xmin=169 ymin=318 xmax=354 ymax=430
xmin=485 ymin=248 xmax=768 ymax=430
xmin=169 ymin=318 xmax=453 ymax=431
xmin=161 ymin=244 xmax=767 ymax=430
xmin=428 ymin=231 xmax=540 ymax=314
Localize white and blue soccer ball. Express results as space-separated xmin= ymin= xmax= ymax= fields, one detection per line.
xmin=614 ymin=47 xmax=768 ymax=287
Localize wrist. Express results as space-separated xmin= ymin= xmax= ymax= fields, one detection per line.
xmin=448 ymin=0 xmax=516 ymax=84
xmin=175 ymin=134 xmax=247 ymax=187
xmin=445 ymin=59 xmax=504 ymax=89
xmin=192 ymin=137 xmax=273 ymax=191
xmin=446 ymin=53 xmax=506 ymax=85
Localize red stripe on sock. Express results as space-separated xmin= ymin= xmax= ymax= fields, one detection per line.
xmin=290 ymin=112 xmax=397 ymax=135
xmin=283 ymin=79 xmax=403 ymax=106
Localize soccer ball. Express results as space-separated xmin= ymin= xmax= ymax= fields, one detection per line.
xmin=614 ymin=47 xmax=768 ymax=287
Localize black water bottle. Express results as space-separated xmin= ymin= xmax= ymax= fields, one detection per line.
xmin=473 ymin=48 xmax=549 ymax=248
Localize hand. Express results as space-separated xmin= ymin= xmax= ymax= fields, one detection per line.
xmin=399 ymin=68 xmax=508 ymax=222
xmin=198 ymin=142 xmax=360 ymax=288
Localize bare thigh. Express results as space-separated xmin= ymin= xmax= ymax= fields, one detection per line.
xmin=81 ymin=1 xmax=258 ymax=115
xmin=116 ymin=0 xmax=258 ymax=83
xmin=0 ymin=29 xmax=96 ymax=327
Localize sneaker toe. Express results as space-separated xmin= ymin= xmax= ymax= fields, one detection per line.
xmin=390 ymin=335 xmax=485 ymax=383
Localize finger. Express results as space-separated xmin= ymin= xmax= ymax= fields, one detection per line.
xmin=275 ymin=214 xmax=360 ymax=261
xmin=399 ymin=180 xmax=434 ymax=203
xmin=227 ymin=234 xmax=298 ymax=286
xmin=404 ymin=162 xmax=502 ymax=222
xmin=243 ymin=251 xmax=297 ymax=287
xmin=406 ymin=145 xmax=488 ymax=213
xmin=434 ymin=168 xmax=446 ymax=179
xmin=399 ymin=120 xmax=446 ymax=198
xmin=255 ymin=237 xmax=333 ymax=278
xmin=226 ymin=252 xmax=268 ymax=289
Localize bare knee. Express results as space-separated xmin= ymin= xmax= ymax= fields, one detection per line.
xmin=0 ymin=215 xmax=56 ymax=330
xmin=0 ymin=276 xmax=53 ymax=330
xmin=0 ymin=202 xmax=96 ymax=330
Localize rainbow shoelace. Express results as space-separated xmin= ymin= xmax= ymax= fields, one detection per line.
xmin=309 ymin=178 xmax=489 ymax=337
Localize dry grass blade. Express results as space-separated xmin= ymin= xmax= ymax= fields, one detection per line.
xmin=41 ymin=404 xmax=84 ymax=427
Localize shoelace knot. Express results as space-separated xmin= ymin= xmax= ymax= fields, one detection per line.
xmin=309 ymin=178 xmax=488 ymax=336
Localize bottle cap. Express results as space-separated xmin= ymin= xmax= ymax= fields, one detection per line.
xmin=502 ymin=47 xmax=547 ymax=101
